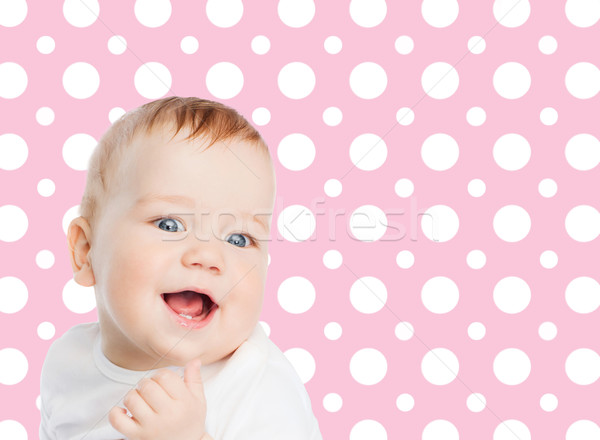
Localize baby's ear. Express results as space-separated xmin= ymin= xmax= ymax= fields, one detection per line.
xmin=67 ymin=217 xmax=96 ymax=287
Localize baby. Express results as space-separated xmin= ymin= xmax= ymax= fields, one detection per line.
xmin=39 ymin=97 xmax=323 ymax=439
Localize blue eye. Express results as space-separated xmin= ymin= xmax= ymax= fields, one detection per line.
xmin=226 ymin=233 xmax=253 ymax=248
xmin=154 ymin=217 xmax=185 ymax=232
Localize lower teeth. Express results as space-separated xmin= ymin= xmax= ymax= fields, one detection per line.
xmin=179 ymin=313 xmax=193 ymax=320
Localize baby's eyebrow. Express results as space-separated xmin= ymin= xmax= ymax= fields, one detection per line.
xmin=135 ymin=193 xmax=196 ymax=208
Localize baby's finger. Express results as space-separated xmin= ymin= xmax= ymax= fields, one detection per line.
xmin=184 ymin=358 xmax=205 ymax=400
xmin=108 ymin=406 xmax=138 ymax=437
xmin=151 ymin=368 xmax=187 ymax=400
xmin=123 ymin=388 xmax=154 ymax=425
xmin=136 ymin=378 xmax=170 ymax=414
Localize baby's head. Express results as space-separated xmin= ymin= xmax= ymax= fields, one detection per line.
xmin=67 ymin=97 xmax=276 ymax=370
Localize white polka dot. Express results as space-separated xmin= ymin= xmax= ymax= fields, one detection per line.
xmin=37 ymin=178 xmax=56 ymax=197
xmin=566 ymin=276 xmax=600 ymax=314
xmin=63 ymin=62 xmax=100 ymax=99
xmin=539 ymin=35 xmax=558 ymax=54
xmin=283 ymin=347 xmax=315 ymax=383
xmin=0 ymin=276 xmax=28 ymax=313
xmin=278 ymin=62 xmax=315 ymax=99
xmin=62 ymin=133 xmax=96 ymax=171
xmin=350 ymin=348 xmax=387 ymax=385
xmin=467 ymin=393 xmax=486 ymax=412
xmin=277 ymin=276 xmax=315 ymax=314
xmin=423 ymin=420 xmax=459 ymax=440
xmin=0 ymin=348 xmax=28 ymax=385
xmin=108 ymin=35 xmax=127 ymax=55
xmin=108 ymin=107 xmax=125 ymax=123
xmin=63 ymin=0 xmax=99 ymax=28
xmin=252 ymin=107 xmax=270 ymax=126
xmin=565 ymin=205 xmax=600 ymax=242
xmin=566 ymin=0 xmax=600 ymax=27
xmin=323 ymin=393 xmax=343 ymax=412
xmin=421 ymin=348 xmax=459 ymax=385
xmin=324 ymin=322 xmax=342 ymax=340
xmin=540 ymin=250 xmax=558 ymax=269
xmin=468 ymin=179 xmax=486 ymax=197
xmin=37 ymin=321 xmax=56 ymax=340
xmin=206 ymin=0 xmax=243 ymax=28
xmin=134 ymin=62 xmax=172 ymax=99
xmin=494 ymin=420 xmax=531 ymax=440
xmin=267 ymin=254 xmax=271 ymax=266
xmin=259 ymin=320 xmax=270 ymax=336
xmin=135 ymin=0 xmax=171 ymax=27
xmin=396 ymin=250 xmax=415 ymax=269
xmin=566 ymin=62 xmax=600 ymax=99
xmin=538 ymin=178 xmax=557 ymax=198
xmin=566 ymin=348 xmax=600 ymax=385
xmin=0 ymin=420 xmax=27 ymax=440
xmin=324 ymin=178 xmax=342 ymax=197
xmin=0 ymin=134 xmax=28 ymax=170
xmin=350 ymin=0 xmax=387 ymax=28
xmin=277 ymin=133 xmax=315 ymax=171
xmin=540 ymin=393 xmax=558 ymax=412
xmin=421 ymin=276 xmax=459 ymax=314
xmin=0 ymin=0 xmax=27 ymax=27
xmin=466 ymin=106 xmax=486 ymax=126
xmin=421 ymin=204 xmax=460 ymax=243
xmin=493 ymin=205 xmax=531 ymax=242
xmin=277 ymin=204 xmax=316 ymax=242
xmin=466 ymin=249 xmax=486 ymax=269
xmin=494 ymin=0 xmax=531 ymax=27
xmin=421 ymin=133 xmax=459 ymax=171
xmin=394 ymin=36 xmax=414 ymax=54
xmin=468 ymin=36 xmax=486 ymax=54
xmin=36 ymin=36 xmax=55 ymax=54
xmin=36 ymin=107 xmax=55 ymax=126
xmin=422 ymin=62 xmax=459 ymax=99
xmin=0 ymin=205 xmax=28 ymax=243
xmin=540 ymin=107 xmax=558 ymax=125
xmin=251 ymin=35 xmax=270 ymax=55
xmin=278 ymin=0 xmax=315 ymax=28
xmin=493 ymin=348 xmax=531 ymax=385
xmin=0 ymin=62 xmax=27 ymax=99
xmin=394 ymin=178 xmax=414 ymax=198
xmin=36 ymin=250 xmax=55 ymax=269
xmin=566 ymin=420 xmax=600 ymax=440
xmin=349 ymin=133 xmax=387 ymax=171
xmin=396 ymin=393 xmax=415 ymax=412
xmin=350 ymin=276 xmax=387 ymax=314
xmin=206 ymin=62 xmax=243 ymax=100
xmin=394 ymin=108 xmax=414 ymax=128
xmin=468 ymin=322 xmax=486 ymax=340
xmin=493 ymin=277 xmax=531 ymax=314
xmin=350 ymin=419 xmax=387 ymax=440
xmin=539 ymin=321 xmax=557 ymax=341
xmin=324 ymin=36 xmax=342 ymax=54
xmin=323 ymin=249 xmax=343 ymax=269
xmin=323 ymin=106 xmax=343 ymax=126
xmin=180 ymin=36 xmax=199 ymax=54
xmin=421 ymin=0 xmax=459 ymax=28
xmin=394 ymin=322 xmax=414 ymax=341
xmin=62 ymin=205 xmax=80 ymax=236
xmin=493 ymin=62 xmax=531 ymax=99
xmin=350 ymin=62 xmax=387 ymax=99
xmin=349 ymin=205 xmax=388 ymax=242
xmin=565 ymin=133 xmax=600 ymax=170
xmin=63 ymin=278 xmax=96 ymax=313
xmin=493 ymin=133 xmax=531 ymax=171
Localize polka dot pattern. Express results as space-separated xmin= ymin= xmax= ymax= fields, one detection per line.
xmin=1 ymin=2 xmax=599 ymax=439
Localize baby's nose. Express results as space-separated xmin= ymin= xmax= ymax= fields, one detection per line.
xmin=181 ymin=237 xmax=224 ymax=273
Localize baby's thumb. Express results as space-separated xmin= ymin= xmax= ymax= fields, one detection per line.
xmin=184 ymin=358 xmax=205 ymax=399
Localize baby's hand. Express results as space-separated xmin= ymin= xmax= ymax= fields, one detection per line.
xmin=109 ymin=358 xmax=211 ymax=440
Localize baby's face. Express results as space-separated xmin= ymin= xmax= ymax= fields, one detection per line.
xmin=88 ymin=128 xmax=275 ymax=370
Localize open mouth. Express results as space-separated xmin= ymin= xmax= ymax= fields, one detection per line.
xmin=161 ymin=289 xmax=218 ymax=323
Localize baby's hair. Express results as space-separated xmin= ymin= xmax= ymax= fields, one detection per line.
xmin=79 ymin=96 xmax=267 ymax=236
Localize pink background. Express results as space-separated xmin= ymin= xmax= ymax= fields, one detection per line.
xmin=1 ymin=1 xmax=600 ymax=439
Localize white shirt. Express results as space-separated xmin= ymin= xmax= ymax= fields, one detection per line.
xmin=40 ymin=322 xmax=322 ymax=439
